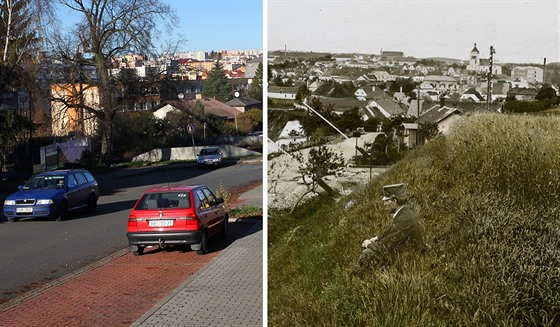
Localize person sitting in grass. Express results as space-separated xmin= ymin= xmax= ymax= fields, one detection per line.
xmin=358 ymin=183 xmax=426 ymax=268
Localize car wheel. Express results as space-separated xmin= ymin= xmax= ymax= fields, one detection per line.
xmin=8 ymin=217 xmax=19 ymax=223
xmin=132 ymin=246 xmax=144 ymax=256
xmin=196 ymin=231 xmax=207 ymax=255
xmin=86 ymin=194 xmax=97 ymax=213
xmin=56 ymin=201 xmax=68 ymax=221
xmin=220 ymin=216 xmax=228 ymax=239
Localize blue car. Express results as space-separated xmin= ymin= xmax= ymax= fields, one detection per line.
xmin=3 ymin=169 xmax=99 ymax=222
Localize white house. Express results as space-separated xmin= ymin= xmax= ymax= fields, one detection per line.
xmin=268 ymin=85 xmax=299 ymax=100
xmin=354 ymin=88 xmax=369 ymax=101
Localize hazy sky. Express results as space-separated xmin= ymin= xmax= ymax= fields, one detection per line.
xmin=268 ymin=0 xmax=559 ymax=64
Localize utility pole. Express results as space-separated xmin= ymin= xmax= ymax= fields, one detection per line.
xmin=301 ymin=101 xmax=349 ymax=140
xmin=416 ymin=83 xmax=420 ymax=146
xmin=487 ymin=46 xmax=495 ymax=111
xmin=543 ymin=57 xmax=547 ymax=84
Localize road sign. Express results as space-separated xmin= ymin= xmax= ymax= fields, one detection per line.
xmin=187 ymin=123 xmax=197 ymax=134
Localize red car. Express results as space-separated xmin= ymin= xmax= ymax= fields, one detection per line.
xmin=127 ymin=185 xmax=228 ymax=256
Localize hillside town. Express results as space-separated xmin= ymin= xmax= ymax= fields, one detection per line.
xmin=40 ymin=49 xmax=263 ymax=137
xmin=269 ymin=43 xmax=558 ymax=150
xmin=1 ymin=48 xmax=263 ymax=176
xmin=267 ymin=43 xmax=559 ymax=210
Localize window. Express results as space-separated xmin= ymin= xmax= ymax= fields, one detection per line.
xmin=195 ymin=189 xmax=209 ymax=210
xmin=74 ymin=172 xmax=87 ymax=185
xmin=67 ymin=174 xmax=78 ymax=188
xmin=83 ymin=172 xmax=95 ymax=183
xmin=135 ymin=192 xmax=191 ymax=210
xmin=201 ymin=188 xmax=217 ymax=205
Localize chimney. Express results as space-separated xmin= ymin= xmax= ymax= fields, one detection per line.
xmin=439 ymin=93 xmax=445 ymax=107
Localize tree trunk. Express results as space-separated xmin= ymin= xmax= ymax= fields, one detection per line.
xmin=2 ymin=0 xmax=13 ymax=63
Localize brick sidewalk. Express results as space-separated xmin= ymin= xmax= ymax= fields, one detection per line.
xmin=0 ymin=248 xmax=219 ymax=327
xmin=132 ymin=220 xmax=263 ymax=327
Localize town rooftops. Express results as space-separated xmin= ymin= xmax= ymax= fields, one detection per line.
xmin=419 ymin=105 xmax=462 ymax=124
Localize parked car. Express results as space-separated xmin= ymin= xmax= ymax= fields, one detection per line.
xmin=3 ymin=169 xmax=99 ymax=222
xmin=127 ymin=184 xmax=228 ymax=256
xmin=196 ymin=146 xmax=223 ymax=168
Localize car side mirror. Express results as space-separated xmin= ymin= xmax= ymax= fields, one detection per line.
xmin=18 ymin=185 xmax=23 ymax=190
xmin=216 ymin=197 xmax=224 ymax=204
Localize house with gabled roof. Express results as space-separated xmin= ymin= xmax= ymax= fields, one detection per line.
xmin=510 ymin=76 xmax=529 ymax=89
xmin=153 ymin=96 xmax=240 ymax=121
xmin=371 ymin=70 xmax=389 ymax=82
xmin=402 ymin=104 xmax=463 ymax=147
xmin=419 ymin=105 xmax=463 ymax=135
xmin=225 ymin=95 xmax=262 ymax=112
xmin=507 ymin=87 xmax=538 ymax=101
xmin=308 ymin=80 xmax=321 ymax=92
xmin=312 ymin=96 xmax=365 ymax=115
xmin=407 ymin=99 xmax=427 ymax=117
xmin=423 ymin=75 xmax=460 ymax=93
xmin=268 ymin=85 xmax=299 ymax=100
xmin=354 ymin=88 xmax=369 ymax=101
xmin=460 ymin=88 xmax=486 ymax=103
xmin=363 ymin=89 xmax=406 ymax=119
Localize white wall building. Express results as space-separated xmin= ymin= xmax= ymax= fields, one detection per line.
xmin=511 ymin=66 xmax=544 ymax=84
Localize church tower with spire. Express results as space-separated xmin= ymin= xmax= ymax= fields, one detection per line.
xmin=467 ymin=43 xmax=480 ymax=72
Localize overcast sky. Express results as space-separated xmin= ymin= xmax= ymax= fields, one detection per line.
xmin=267 ymin=0 xmax=559 ymax=64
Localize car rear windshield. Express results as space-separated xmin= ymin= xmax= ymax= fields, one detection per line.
xmin=23 ymin=175 xmax=65 ymax=190
xmin=135 ymin=192 xmax=191 ymax=210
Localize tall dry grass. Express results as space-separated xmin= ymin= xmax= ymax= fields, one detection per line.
xmin=268 ymin=113 xmax=560 ymax=326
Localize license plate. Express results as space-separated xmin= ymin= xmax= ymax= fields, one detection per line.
xmin=149 ymin=220 xmax=174 ymax=227
xmin=16 ymin=207 xmax=33 ymax=213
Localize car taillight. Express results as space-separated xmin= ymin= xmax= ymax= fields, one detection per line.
xmin=128 ymin=215 xmax=138 ymax=228
xmin=184 ymin=214 xmax=199 ymax=228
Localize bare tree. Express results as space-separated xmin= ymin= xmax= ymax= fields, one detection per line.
xmin=50 ymin=0 xmax=178 ymax=156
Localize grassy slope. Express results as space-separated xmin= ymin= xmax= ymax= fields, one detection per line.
xmin=269 ymin=113 xmax=560 ymax=326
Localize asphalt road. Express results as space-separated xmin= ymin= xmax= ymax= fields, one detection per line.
xmin=0 ymin=161 xmax=262 ymax=304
